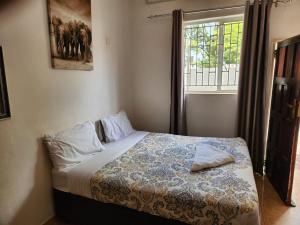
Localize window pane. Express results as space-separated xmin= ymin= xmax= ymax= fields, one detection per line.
xmin=184 ymin=18 xmax=243 ymax=93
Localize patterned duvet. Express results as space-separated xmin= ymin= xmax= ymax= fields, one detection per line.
xmin=90 ymin=133 xmax=260 ymax=225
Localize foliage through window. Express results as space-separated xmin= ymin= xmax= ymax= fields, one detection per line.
xmin=184 ymin=16 xmax=244 ymax=93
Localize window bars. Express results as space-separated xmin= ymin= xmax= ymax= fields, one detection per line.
xmin=184 ymin=20 xmax=243 ymax=93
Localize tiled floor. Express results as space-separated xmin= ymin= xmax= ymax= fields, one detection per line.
xmin=256 ymin=144 xmax=300 ymax=225
xmin=256 ymin=171 xmax=300 ymax=225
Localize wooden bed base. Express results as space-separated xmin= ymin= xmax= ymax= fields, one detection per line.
xmin=53 ymin=189 xmax=188 ymax=225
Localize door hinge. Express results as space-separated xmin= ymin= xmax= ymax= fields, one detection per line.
xmin=273 ymin=49 xmax=279 ymax=58
xmin=296 ymin=100 xmax=300 ymax=118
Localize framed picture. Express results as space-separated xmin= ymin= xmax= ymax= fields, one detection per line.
xmin=47 ymin=0 xmax=93 ymax=71
xmin=0 ymin=46 xmax=11 ymax=120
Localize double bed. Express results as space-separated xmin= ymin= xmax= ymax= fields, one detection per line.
xmin=52 ymin=131 xmax=260 ymax=225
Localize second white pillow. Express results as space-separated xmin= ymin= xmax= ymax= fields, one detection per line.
xmin=101 ymin=111 xmax=134 ymax=143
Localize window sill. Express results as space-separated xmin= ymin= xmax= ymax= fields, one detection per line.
xmin=185 ymin=91 xmax=238 ymax=95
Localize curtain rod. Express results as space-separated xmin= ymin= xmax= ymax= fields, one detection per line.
xmin=147 ymin=0 xmax=291 ymax=19
xmin=147 ymin=5 xmax=245 ymax=19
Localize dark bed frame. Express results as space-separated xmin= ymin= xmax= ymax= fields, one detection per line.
xmin=53 ymin=189 xmax=188 ymax=225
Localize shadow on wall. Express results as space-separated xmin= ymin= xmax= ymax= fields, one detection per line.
xmin=6 ymin=138 xmax=54 ymax=225
xmin=0 ymin=0 xmax=24 ymax=12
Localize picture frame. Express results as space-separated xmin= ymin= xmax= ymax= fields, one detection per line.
xmin=47 ymin=0 xmax=93 ymax=71
xmin=0 ymin=46 xmax=11 ymax=120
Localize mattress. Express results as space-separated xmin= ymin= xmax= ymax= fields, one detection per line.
xmin=52 ymin=132 xmax=260 ymax=225
xmin=51 ymin=131 xmax=149 ymax=197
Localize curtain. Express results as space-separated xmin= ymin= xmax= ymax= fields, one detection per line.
xmin=170 ymin=9 xmax=187 ymax=135
xmin=237 ymin=0 xmax=272 ymax=174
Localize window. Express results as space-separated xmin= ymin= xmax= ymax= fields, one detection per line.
xmin=184 ymin=16 xmax=244 ymax=93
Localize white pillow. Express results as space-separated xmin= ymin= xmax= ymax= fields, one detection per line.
xmin=101 ymin=111 xmax=134 ymax=143
xmin=44 ymin=121 xmax=105 ymax=169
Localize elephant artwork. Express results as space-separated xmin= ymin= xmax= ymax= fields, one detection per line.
xmin=51 ymin=16 xmax=63 ymax=56
xmin=47 ymin=0 xmax=93 ymax=70
xmin=57 ymin=23 xmax=71 ymax=59
xmin=68 ymin=20 xmax=80 ymax=60
xmin=79 ymin=23 xmax=92 ymax=63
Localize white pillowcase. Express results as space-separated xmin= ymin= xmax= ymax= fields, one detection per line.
xmin=44 ymin=121 xmax=105 ymax=169
xmin=101 ymin=111 xmax=134 ymax=143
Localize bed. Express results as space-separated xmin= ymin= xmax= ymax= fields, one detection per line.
xmin=52 ymin=131 xmax=260 ymax=225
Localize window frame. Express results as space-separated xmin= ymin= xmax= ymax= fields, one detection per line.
xmin=183 ymin=14 xmax=244 ymax=95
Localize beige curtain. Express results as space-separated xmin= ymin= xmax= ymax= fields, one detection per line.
xmin=237 ymin=0 xmax=272 ymax=174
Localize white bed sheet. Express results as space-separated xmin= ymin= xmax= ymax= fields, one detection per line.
xmin=51 ymin=131 xmax=149 ymax=198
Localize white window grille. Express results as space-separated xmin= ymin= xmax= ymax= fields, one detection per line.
xmin=184 ymin=16 xmax=244 ymax=93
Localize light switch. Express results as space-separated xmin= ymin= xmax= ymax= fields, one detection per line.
xmin=105 ymin=37 xmax=111 ymax=46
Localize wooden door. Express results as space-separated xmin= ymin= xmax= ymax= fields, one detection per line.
xmin=266 ymin=35 xmax=300 ymax=206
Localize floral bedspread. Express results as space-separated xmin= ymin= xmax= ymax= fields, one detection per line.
xmin=90 ymin=133 xmax=260 ymax=225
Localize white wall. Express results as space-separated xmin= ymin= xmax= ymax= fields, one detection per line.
xmin=0 ymin=1 xmax=132 ymax=225
xmin=187 ymin=94 xmax=238 ymax=137
xmin=130 ymin=0 xmax=244 ymax=137
xmin=2 ymin=1 xmax=300 ymax=225
xmin=269 ymin=0 xmax=300 ymax=41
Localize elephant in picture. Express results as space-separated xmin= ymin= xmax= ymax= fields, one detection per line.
xmin=68 ymin=20 xmax=80 ymax=60
xmin=78 ymin=23 xmax=92 ymax=63
xmin=57 ymin=23 xmax=71 ymax=59
xmin=51 ymin=16 xmax=63 ymax=54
